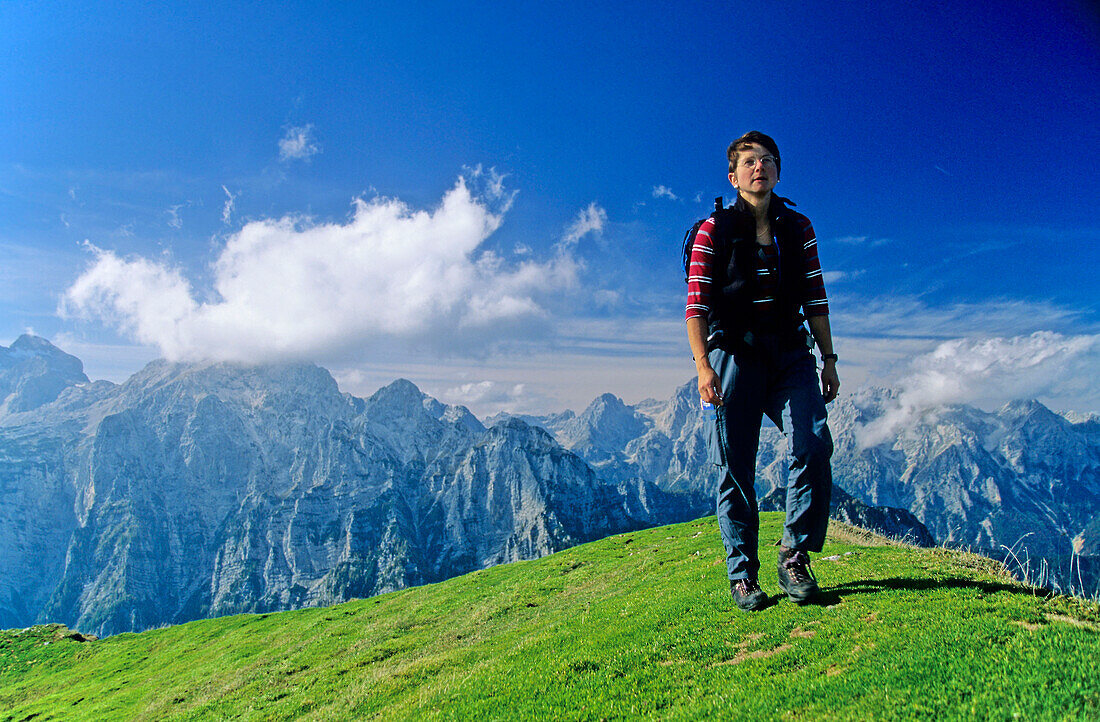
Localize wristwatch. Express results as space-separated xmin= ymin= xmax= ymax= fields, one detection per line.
xmin=821 ymin=353 xmax=838 ymax=363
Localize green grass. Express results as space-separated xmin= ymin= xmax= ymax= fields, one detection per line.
xmin=3 ymin=513 xmax=1099 ymax=720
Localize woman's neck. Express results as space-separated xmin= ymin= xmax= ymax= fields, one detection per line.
xmin=739 ymin=189 xmax=772 ymax=221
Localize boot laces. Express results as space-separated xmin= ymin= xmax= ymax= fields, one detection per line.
xmin=735 ymin=578 xmax=762 ymax=594
xmin=782 ymin=551 xmax=816 ymax=583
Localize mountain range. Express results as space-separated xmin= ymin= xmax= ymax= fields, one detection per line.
xmin=1 ymin=335 xmax=1095 ymax=635
xmin=504 ymin=382 xmax=1099 ymax=593
xmin=0 ymin=336 xmax=704 ymax=636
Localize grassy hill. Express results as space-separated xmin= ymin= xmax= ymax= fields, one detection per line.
xmin=3 ymin=513 xmax=1099 ymax=720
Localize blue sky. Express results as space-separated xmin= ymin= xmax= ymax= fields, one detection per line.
xmin=2 ymin=1 xmax=1099 ymax=417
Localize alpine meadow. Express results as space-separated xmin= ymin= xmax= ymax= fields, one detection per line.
xmin=3 ymin=2 xmax=1100 ymax=720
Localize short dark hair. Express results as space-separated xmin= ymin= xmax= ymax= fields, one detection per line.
xmin=727 ymin=131 xmax=781 ymax=176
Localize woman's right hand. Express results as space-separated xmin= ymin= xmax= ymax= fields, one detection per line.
xmin=697 ymin=367 xmax=723 ymax=406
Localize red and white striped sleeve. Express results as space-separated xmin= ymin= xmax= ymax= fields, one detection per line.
xmin=685 ymin=218 xmax=716 ymax=321
xmin=797 ymin=217 xmax=830 ymax=317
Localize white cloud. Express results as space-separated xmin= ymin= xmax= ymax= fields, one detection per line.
xmin=562 ymin=202 xmax=607 ymax=247
xmin=221 ymin=186 xmax=237 ymax=225
xmin=442 ymin=380 xmax=528 ymax=415
xmin=278 ymin=125 xmax=320 ymax=162
xmin=856 ymin=331 xmax=1100 ymax=447
xmin=652 ymin=185 xmax=679 ymax=201
xmin=60 ymin=176 xmax=582 ymax=363
xmin=822 ymin=270 xmax=864 ymax=284
xmin=167 ymin=204 xmax=184 ymax=229
xmin=833 ymin=235 xmax=891 ymax=247
xmin=61 ymin=241 xmax=198 ymax=359
xmin=592 ymin=289 xmax=621 ymax=309
xmin=832 ymin=296 xmax=1087 ymax=341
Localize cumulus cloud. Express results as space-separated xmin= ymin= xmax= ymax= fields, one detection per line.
xmin=856 ymin=331 xmax=1100 ymax=447
xmin=652 ymin=185 xmax=679 ymax=201
xmin=442 ymin=380 xmax=527 ymax=413
xmin=562 ymin=202 xmax=607 ymax=247
xmin=278 ymin=125 xmax=320 ymax=161
xmin=60 ymin=176 xmax=581 ymax=363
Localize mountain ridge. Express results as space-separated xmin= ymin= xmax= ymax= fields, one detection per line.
xmin=0 ymin=337 xmax=702 ymax=636
xmin=2 ymin=335 xmax=1094 ymax=637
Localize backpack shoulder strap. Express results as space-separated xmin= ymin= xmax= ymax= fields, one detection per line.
xmin=683 ymin=197 xmax=728 ymax=282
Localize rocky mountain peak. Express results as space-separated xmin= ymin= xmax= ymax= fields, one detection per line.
xmin=366 ymin=378 xmax=426 ymax=414
xmin=0 ymin=335 xmax=89 ymax=414
xmin=585 ymin=392 xmax=629 ymax=414
xmin=441 ymin=405 xmax=485 ymax=434
xmin=999 ymin=399 xmax=1061 ymax=425
xmin=9 ymin=334 xmax=65 ymax=355
xmin=557 ymin=392 xmax=650 ymax=463
xmin=485 ymin=415 xmax=554 ymax=446
xmin=576 ymin=393 xmax=646 ymax=433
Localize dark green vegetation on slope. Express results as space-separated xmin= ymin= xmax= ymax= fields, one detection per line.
xmin=3 ymin=513 xmax=1099 ymax=720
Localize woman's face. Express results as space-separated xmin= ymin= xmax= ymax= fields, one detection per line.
xmin=728 ymin=142 xmax=779 ymax=196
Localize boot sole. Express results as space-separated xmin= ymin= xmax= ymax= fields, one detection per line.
xmin=735 ymin=596 xmax=768 ymax=611
xmin=778 ymin=579 xmax=818 ymax=604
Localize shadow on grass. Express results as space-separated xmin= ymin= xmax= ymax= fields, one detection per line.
xmin=819 ymin=576 xmax=1037 ymax=604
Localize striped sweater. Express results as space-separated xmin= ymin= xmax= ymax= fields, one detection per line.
xmin=685 ymin=214 xmax=829 ymax=323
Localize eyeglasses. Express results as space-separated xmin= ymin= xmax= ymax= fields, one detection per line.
xmin=739 ymin=155 xmax=777 ymax=169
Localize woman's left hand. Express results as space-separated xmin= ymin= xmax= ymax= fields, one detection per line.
xmin=820 ymin=362 xmax=840 ymax=403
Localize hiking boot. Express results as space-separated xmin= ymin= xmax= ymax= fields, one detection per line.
xmin=777 ymin=549 xmax=818 ymax=603
xmin=730 ymin=578 xmax=768 ymax=611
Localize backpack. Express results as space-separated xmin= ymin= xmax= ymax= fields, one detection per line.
xmin=681 ymin=196 xmax=726 ymax=282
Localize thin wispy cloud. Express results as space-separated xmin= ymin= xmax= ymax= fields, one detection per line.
xmin=833 ymin=296 xmax=1088 ymax=341
xmin=822 ymin=270 xmax=864 ymax=284
xmin=167 ymin=204 xmax=185 ymax=229
xmin=278 ymin=125 xmax=320 ymax=162
xmin=562 ymin=202 xmax=607 ymax=247
xmin=652 ymin=185 xmax=679 ymax=201
xmin=61 ymin=175 xmax=582 ymax=363
xmin=833 ymin=235 xmax=891 ymax=247
xmin=221 ymin=186 xmax=237 ymax=225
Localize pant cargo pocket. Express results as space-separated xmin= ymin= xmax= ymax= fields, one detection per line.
xmin=707 ymin=404 xmax=728 ymax=468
